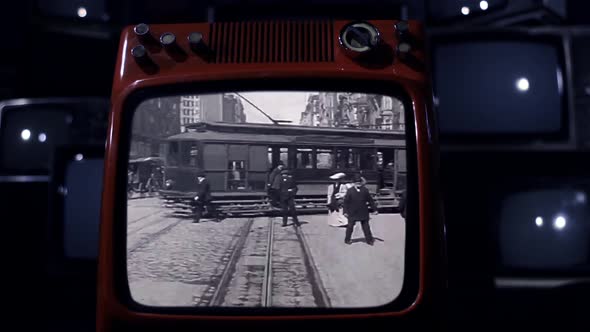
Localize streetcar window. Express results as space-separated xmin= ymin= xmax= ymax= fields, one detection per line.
xmin=167 ymin=142 xmax=179 ymax=166
xmin=377 ymin=152 xmax=384 ymax=168
xmin=297 ymin=148 xmax=313 ymax=169
xmin=228 ymin=160 xmax=246 ymax=190
xmin=360 ymin=149 xmax=376 ymax=170
xmin=336 ymin=148 xmax=348 ymax=169
xmin=348 ymin=148 xmax=360 ymax=169
xmin=268 ymin=146 xmax=289 ymax=169
xmin=179 ymin=142 xmax=199 ymax=167
xmin=280 ymin=147 xmax=289 ymax=166
xmin=189 ymin=143 xmax=199 ymax=167
xmin=316 ymin=148 xmax=334 ymax=169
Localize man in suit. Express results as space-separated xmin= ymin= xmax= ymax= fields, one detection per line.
xmin=267 ymin=161 xmax=285 ymax=208
xmin=192 ymin=170 xmax=221 ymax=223
xmin=343 ymin=173 xmax=378 ymax=245
xmin=279 ymin=168 xmax=301 ymax=227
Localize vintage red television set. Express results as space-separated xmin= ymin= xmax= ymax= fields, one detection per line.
xmin=97 ymin=19 xmax=445 ymax=331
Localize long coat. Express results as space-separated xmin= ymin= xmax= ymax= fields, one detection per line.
xmin=279 ymin=172 xmax=298 ymax=200
xmin=194 ymin=178 xmax=212 ymax=203
xmin=343 ymin=186 xmax=377 ymax=221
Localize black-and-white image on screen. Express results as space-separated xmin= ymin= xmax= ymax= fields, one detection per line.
xmin=499 ymin=188 xmax=590 ymax=271
xmin=63 ymin=156 xmax=104 ymax=259
xmin=434 ymin=40 xmax=563 ymax=134
xmin=126 ymin=91 xmax=412 ymax=308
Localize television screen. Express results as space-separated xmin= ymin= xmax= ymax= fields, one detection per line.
xmin=62 ymin=156 xmax=104 ymax=259
xmin=498 ymin=188 xmax=590 ymax=272
xmin=126 ymin=90 xmax=415 ymax=309
xmin=0 ymin=106 xmax=71 ymax=172
xmin=433 ymin=40 xmax=564 ymax=136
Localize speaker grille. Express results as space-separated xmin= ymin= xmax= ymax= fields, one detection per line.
xmin=208 ymin=21 xmax=335 ymax=64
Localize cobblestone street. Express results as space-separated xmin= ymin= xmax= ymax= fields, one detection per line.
xmin=127 ymin=197 xmax=406 ymax=308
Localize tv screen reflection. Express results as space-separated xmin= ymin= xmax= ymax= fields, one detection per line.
xmin=500 ymin=189 xmax=590 ymax=270
xmin=126 ymin=91 xmax=411 ymax=308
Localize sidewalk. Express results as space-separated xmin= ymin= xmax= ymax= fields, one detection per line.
xmin=298 ymin=213 xmax=406 ymax=308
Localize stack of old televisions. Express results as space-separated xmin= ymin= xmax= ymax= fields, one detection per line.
xmin=0 ymin=97 xmax=109 ymax=328
xmin=426 ymin=0 xmax=590 ymax=329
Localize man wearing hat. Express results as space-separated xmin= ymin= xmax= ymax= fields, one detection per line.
xmin=267 ymin=161 xmax=285 ymax=208
xmin=192 ymin=170 xmax=221 ymax=223
xmin=343 ymin=173 xmax=378 ymax=245
xmin=279 ymin=168 xmax=301 ymax=227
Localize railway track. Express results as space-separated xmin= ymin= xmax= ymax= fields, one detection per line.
xmin=160 ymin=192 xmax=399 ymax=218
xmin=200 ymin=217 xmax=331 ymax=307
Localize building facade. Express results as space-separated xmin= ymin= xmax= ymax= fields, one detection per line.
xmin=131 ymin=94 xmax=246 ymax=158
xmin=179 ymin=95 xmax=201 ymax=133
xmin=299 ymin=92 xmax=405 ymax=130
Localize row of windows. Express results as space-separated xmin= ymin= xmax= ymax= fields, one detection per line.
xmin=181 ymin=109 xmax=200 ymax=116
xmin=181 ymin=118 xmax=201 ymax=124
xmin=164 ymin=143 xmax=402 ymax=171
xmin=181 ymin=101 xmax=199 ymax=107
xmin=268 ymin=146 xmax=396 ymax=170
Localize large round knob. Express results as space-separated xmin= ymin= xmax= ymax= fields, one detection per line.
xmin=340 ymin=22 xmax=380 ymax=53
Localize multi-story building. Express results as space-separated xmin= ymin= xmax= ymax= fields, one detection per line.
xmin=299 ymin=92 xmax=405 ymax=130
xmin=131 ymin=94 xmax=247 ymax=158
xmin=198 ymin=93 xmax=246 ymax=125
xmin=179 ymin=95 xmax=201 ymax=133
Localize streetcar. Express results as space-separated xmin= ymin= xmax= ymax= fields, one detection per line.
xmin=158 ymin=121 xmax=406 ymax=216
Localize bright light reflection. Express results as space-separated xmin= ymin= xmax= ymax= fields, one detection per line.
xmin=21 ymin=129 xmax=31 ymax=141
xmin=77 ymin=7 xmax=87 ymax=18
xmin=554 ymin=216 xmax=566 ymax=230
xmin=516 ymin=77 xmax=530 ymax=92
xmin=75 ymin=153 xmax=84 ymax=161
xmin=38 ymin=133 xmax=47 ymax=142
xmin=576 ymin=192 xmax=586 ymax=204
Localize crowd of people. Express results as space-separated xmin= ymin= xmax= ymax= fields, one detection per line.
xmin=189 ymin=162 xmax=406 ymax=246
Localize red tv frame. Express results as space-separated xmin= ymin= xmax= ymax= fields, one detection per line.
xmin=97 ymin=19 xmax=445 ymax=331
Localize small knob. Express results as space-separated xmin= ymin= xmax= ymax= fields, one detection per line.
xmin=131 ymin=45 xmax=148 ymax=59
xmin=188 ymin=32 xmax=205 ymax=47
xmin=131 ymin=45 xmax=158 ymax=73
xmin=188 ymin=32 xmax=211 ymax=60
xmin=159 ymin=32 xmax=187 ymax=61
xmin=394 ymin=21 xmax=409 ymax=38
xmin=160 ymin=32 xmax=176 ymax=47
xmin=397 ymin=43 xmax=412 ymax=55
xmin=134 ymin=23 xmax=150 ymax=37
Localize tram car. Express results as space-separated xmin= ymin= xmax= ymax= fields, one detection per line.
xmin=159 ymin=121 xmax=406 ymax=216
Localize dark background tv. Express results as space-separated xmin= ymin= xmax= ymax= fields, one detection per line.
xmin=63 ymin=157 xmax=104 ymax=259
xmin=434 ymin=40 xmax=563 ymax=135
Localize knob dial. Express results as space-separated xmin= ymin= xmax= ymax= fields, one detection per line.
xmin=340 ymin=22 xmax=380 ymax=53
xmin=134 ymin=23 xmax=150 ymax=37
